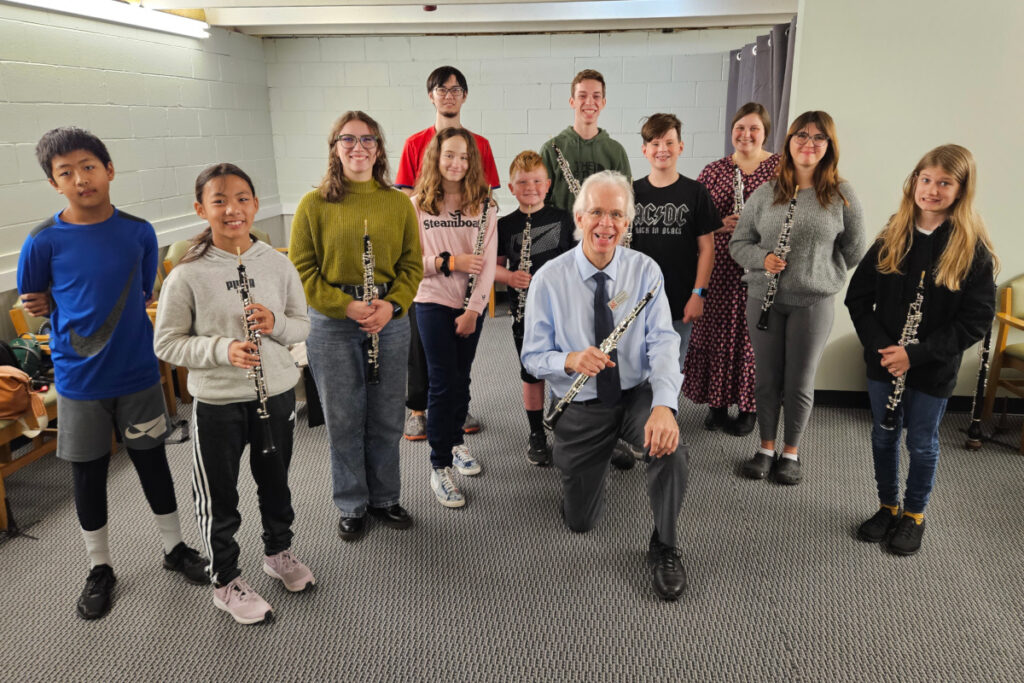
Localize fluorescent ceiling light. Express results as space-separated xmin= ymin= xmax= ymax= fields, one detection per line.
xmin=2 ymin=0 xmax=210 ymax=38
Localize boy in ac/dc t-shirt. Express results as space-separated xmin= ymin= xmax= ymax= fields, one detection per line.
xmin=630 ymin=113 xmax=718 ymax=368
xmin=495 ymin=151 xmax=575 ymax=465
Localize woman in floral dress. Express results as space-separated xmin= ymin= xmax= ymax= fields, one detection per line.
xmin=683 ymin=102 xmax=779 ymax=436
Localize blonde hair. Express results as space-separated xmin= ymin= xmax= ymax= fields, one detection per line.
xmin=877 ymin=144 xmax=997 ymax=290
xmin=413 ymin=128 xmax=491 ymax=216
xmin=774 ymin=110 xmax=847 ymax=208
xmin=508 ymin=150 xmax=546 ymax=180
xmin=317 ymin=111 xmax=391 ymax=203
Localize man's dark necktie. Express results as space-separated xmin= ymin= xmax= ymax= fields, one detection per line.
xmin=592 ymin=272 xmax=621 ymax=406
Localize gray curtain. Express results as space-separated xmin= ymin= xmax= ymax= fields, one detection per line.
xmin=723 ymin=16 xmax=797 ymax=155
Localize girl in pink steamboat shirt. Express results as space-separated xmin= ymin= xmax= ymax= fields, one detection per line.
xmin=412 ymin=127 xmax=498 ymax=509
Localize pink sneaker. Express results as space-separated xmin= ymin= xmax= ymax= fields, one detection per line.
xmin=263 ymin=550 xmax=315 ymax=592
xmin=213 ymin=577 xmax=272 ymax=624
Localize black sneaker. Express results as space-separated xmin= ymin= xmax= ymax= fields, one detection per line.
xmin=647 ymin=531 xmax=686 ymax=601
xmin=526 ymin=431 xmax=551 ymax=466
xmin=856 ymin=507 xmax=900 ymax=543
xmin=773 ymin=457 xmax=802 ymax=485
xmin=77 ymin=564 xmax=116 ymax=620
xmin=740 ymin=451 xmax=774 ymax=480
xmin=887 ymin=515 xmax=926 ymax=556
xmin=163 ymin=542 xmax=210 ymax=585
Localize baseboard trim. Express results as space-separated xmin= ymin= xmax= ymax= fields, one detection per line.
xmin=814 ymin=390 xmax=1024 ymax=415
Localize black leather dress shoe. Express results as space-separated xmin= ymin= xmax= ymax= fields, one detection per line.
xmin=647 ymin=533 xmax=686 ymax=601
xmin=338 ymin=515 xmax=366 ymax=541
xmin=703 ymin=406 xmax=729 ymax=431
xmin=610 ymin=442 xmax=637 ymax=470
xmin=367 ymin=504 xmax=413 ymax=530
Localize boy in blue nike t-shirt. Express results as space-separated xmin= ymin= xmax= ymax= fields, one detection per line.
xmin=17 ymin=127 xmax=208 ymax=621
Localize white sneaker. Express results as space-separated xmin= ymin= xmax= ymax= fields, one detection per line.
xmin=212 ymin=577 xmax=272 ymax=624
xmin=430 ymin=467 xmax=465 ymax=508
xmin=452 ymin=444 xmax=482 ymax=476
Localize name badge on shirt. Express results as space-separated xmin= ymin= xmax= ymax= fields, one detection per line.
xmin=609 ymin=290 xmax=629 ymax=311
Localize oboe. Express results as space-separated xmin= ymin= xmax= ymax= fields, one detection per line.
xmin=551 ymin=142 xmax=581 ymax=197
xmin=733 ymin=165 xmax=745 ymax=215
xmin=881 ymin=271 xmax=926 ymax=431
xmin=757 ymin=187 xmax=798 ymax=331
xmin=462 ymin=192 xmax=492 ymax=311
xmin=362 ymin=219 xmax=380 ymax=385
xmin=965 ymin=325 xmax=994 ymax=450
xmin=236 ymin=248 xmax=276 ymax=457
xmin=513 ymin=212 xmax=532 ymax=325
xmin=543 ymin=286 xmax=657 ymax=431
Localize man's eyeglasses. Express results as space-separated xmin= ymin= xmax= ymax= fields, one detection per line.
xmin=433 ymin=86 xmax=466 ymax=98
xmin=793 ymin=131 xmax=829 ymax=147
xmin=586 ymin=208 xmax=627 ymax=223
xmin=336 ymin=135 xmax=378 ymax=150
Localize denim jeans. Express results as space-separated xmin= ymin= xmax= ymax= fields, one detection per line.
xmin=415 ymin=303 xmax=483 ymax=469
xmin=672 ymin=319 xmax=693 ymax=374
xmin=306 ymin=308 xmax=409 ymax=518
xmin=866 ymin=378 xmax=948 ymax=514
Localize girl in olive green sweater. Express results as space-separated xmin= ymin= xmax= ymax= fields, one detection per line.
xmin=290 ymin=111 xmax=422 ymax=542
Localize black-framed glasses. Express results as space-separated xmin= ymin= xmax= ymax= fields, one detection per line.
xmin=793 ymin=131 xmax=829 ymax=147
xmin=336 ymin=134 xmax=378 ymax=149
xmin=433 ymin=86 xmax=466 ymax=98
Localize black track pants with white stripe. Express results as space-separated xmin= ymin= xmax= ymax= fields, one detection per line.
xmin=190 ymin=390 xmax=296 ymax=587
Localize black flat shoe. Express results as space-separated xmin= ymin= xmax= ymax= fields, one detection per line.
xmin=774 ymin=457 xmax=802 ymax=485
xmin=703 ymin=407 xmax=729 ymax=431
xmin=338 ymin=515 xmax=366 ymax=541
xmin=740 ymin=451 xmax=774 ymax=480
xmin=610 ymin=443 xmax=636 ymax=470
xmin=367 ymin=504 xmax=413 ymax=530
xmin=725 ymin=411 xmax=756 ymax=437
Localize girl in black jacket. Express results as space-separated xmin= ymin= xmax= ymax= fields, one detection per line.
xmin=845 ymin=144 xmax=996 ymax=556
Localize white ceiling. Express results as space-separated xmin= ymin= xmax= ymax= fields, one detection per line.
xmin=139 ymin=0 xmax=797 ymax=36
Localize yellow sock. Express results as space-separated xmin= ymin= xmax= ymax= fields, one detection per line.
xmin=880 ymin=504 xmax=899 ymax=516
xmin=903 ymin=511 xmax=924 ymax=525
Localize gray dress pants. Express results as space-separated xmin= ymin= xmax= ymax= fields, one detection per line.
xmin=552 ymin=382 xmax=688 ymax=547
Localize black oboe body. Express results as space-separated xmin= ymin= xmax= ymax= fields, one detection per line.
xmin=236 ymin=251 xmax=276 ymax=457
xmin=757 ymin=188 xmax=798 ymax=331
xmin=362 ymin=220 xmax=380 ymax=385
xmin=965 ymin=326 xmax=993 ymax=450
xmin=881 ymin=271 xmax=926 ymax=431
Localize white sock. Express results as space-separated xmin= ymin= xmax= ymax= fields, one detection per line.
xmin=81 ymin=525 xmax=112 ymax=568
xmin=781 ymin=452 xmax=799 ymax=461
xmin=758 ymin=447 xmax=775 ymax=457
xmin=153 ymin=511 xmax=183 ymax=555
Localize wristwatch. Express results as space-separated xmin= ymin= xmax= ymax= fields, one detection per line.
xmin=391 ymin=302 xmax=402 ymax=317
xmin=439 ymin=251 xmax=452 ymax=277
xmin=692 ymin=287 xmax=708 ymax=298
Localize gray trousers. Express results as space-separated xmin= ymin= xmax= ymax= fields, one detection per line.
xmin=745 ymin=295 xmax=834 ymax=448
xmin=552 ymin=382 xmax=688 ymax=546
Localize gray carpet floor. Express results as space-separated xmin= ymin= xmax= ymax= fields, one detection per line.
xmin=2 ymin=314 xmax=1023 ymax=682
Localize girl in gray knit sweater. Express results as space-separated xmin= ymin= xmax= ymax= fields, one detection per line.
xmin=730 ymin=111 xmax=865 ymax=485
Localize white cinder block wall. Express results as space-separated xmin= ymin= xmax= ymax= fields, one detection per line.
xmin=266 ymin=27 xmax=768 ymax=228
xmin=0 ymin=4 xmax=280 ymax=292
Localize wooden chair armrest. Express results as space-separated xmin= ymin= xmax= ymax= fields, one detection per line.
xmin=996 ymin=312 xmax=1024 ymax=332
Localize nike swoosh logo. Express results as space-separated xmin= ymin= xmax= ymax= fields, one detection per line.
xmin=124 ymin=415 xmax=168 ymax=440
xmin=68 ymin=264 xmax=138 ymax=357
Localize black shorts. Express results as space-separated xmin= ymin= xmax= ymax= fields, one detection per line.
xmin=512 ymin=331 xmax=542 ymax=384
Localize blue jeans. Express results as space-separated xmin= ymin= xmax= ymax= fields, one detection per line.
xmin=306 ymin=308 xmax=409 ymax=518
xmin=416 ymin=303 xmax=483 ymax=469
xmin=866 ymin=379 xmax=948 ymax=514
xmin=672 ymin=319 xmax=693 ymax=374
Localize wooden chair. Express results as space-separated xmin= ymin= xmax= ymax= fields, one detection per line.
xmin=0 ymin=387 xmax=59 ymax=532
xmin=981 ymin=275 xmax=1024 ymax=452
